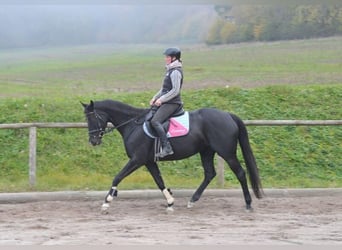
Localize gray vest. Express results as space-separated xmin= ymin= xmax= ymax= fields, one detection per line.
xmin=161 ymin=67 xmax=183 ymax=104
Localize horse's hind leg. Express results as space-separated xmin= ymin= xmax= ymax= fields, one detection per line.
xmin=188 ymin=149 xmax=216 ymax=208
xmin=224 ymin=154 xmax=253 ymax=211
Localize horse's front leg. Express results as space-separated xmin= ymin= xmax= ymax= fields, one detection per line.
xmin=146 ymin=162 xmax=175 ymax=211
xmin=102 ymin=159 xmax=140 ymax=213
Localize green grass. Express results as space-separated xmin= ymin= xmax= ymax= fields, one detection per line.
xmin=0 ymin=85 xmax=341 ymax=192
xmin=0 ymin=37 xmax=341 ymax=192
xmin=1 ymin=37 xmax=341 ymax=98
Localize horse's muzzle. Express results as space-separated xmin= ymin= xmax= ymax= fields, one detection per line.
xmin=89 ymin=136 xmax=102 ymax=146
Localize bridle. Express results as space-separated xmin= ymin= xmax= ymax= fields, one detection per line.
xmin=86 ymin=111 xmax=107 ymax=139
xmin=86 ymin=108 xmax=151 ymax=139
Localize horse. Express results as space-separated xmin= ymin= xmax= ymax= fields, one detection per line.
xmin=81 ymin=99 xmax=263 ymax=212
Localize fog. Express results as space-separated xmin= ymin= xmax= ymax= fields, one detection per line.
xmin=0 ymin=5 xmax=216 ymax=49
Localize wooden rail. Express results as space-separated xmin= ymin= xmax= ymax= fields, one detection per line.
xmin=1 ymin=120 xmax=341 ymax=186
xmin=1 ymin=120 xmax=342 ymax=129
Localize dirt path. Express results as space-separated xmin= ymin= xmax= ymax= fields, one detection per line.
xmin=1 ymin=194 xmax=342 ymax=245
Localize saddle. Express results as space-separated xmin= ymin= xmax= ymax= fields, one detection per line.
xmin=143 ymin=106 xmax=189 ymax=139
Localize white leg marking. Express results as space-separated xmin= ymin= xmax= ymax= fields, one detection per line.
xmin=162 ymin=189 xmax=174 ymax=205
xmin=187 ymin=201 xmax=194 ymax=208
xmin=106 ymin=195 xmax=113 ymax=202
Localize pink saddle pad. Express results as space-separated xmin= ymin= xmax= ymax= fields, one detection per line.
xmin=167 ymin=112 xmax=189 ymax=138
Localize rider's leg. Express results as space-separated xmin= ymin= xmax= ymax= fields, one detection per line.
xmin=150 ymin=104 xmax=178 ymax=157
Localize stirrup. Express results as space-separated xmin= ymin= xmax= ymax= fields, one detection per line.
xmin=156 ymin=146 xmax=174 ymax=158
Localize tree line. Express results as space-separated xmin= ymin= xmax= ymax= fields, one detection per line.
xmin=0 ymin=5 xmax=341 ymax=49
xmin=206 ymin=4 xmax=342 ymax=44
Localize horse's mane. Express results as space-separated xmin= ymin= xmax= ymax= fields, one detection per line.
xmin=94 ymin=99 xmax=147 ymax=116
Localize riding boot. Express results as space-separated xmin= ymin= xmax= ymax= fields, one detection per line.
xmin=159 ymin=139 xmax=174 ymax=158
xmin=153 ymin=122 xmax=174 ymax=158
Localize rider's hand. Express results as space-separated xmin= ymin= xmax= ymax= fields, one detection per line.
xmin=149 ymin=98 xmax=155 ymax=106
xmin=154 ymin=99 xmax=162 ymax=106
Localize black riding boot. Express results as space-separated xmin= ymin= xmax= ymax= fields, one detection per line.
xmin=153 ymin=122 xmax=174 ymax=158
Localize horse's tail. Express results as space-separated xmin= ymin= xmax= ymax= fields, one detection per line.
xmin=231 ymin=114 xmax=263 ymax=199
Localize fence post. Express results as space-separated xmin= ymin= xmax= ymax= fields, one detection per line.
xmin=29 ymin=126 xmax=37 ymax=186
xmin=217 ymin=156 xmax=225 ymax=188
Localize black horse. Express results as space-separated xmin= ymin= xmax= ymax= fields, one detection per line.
xmin=81 ymin=100 xmax=263 ymax=212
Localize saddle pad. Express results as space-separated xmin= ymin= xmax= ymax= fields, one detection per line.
xmin=167 ymin=111 xmax=189 ymax=137
xmin=143 ymin=111 xmax=189 ymax=139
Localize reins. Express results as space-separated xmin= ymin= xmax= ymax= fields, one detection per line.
xmin=105 ymin=116 xmax=136 ymax=134
xmin=87 ymin=107 xmax=152 ymax=136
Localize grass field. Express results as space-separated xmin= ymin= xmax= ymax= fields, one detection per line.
xmin=1 ymin=37 xmax=341 ymax=97
xmin=0 ymin=37 xmax=341 ymax=192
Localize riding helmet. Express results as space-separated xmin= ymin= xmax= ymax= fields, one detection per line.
xmin=163 ymin=47 xmax=181 ymax=60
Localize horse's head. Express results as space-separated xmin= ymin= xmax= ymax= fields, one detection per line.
xmin=81 ymin=100 xmax=107 ymax=146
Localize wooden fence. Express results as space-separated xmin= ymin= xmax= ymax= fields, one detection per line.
xmin=1 ymin=120 xmax=342 ymax=187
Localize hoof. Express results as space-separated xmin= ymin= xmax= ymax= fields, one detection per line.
xmin=245 ymin=205 xmax=254 ymax=213
xmin=166 ymin=206 xmax=174 ymax=212
xmin=187 ymin=201 xmax=195 ymax=209
xmin=101 ymin=203 xmax=110 ymax=214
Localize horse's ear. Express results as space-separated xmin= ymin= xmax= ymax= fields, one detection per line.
xmin=89 ymin=100 xmax=95 ymax=111
xmin=80 ymin=101 xmax=87 ymax=108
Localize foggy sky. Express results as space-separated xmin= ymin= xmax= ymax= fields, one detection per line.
xmin=0 ymin=5 xmax=216 ymax=49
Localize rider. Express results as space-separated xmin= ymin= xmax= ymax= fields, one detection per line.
xmin=149 ymin=47 xmax=184 ymax=158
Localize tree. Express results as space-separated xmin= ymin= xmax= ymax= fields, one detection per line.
xmin=207 ymin=4 xmax=342 ymax=45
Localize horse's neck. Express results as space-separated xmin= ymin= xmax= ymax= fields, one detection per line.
xmin=99 ymin=100 xmax=144 ymax=127
xmin=107 ymin=103 xmax=146 ymax=139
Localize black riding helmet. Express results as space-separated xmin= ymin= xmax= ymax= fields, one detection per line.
xmin=163 ymin=47 xmax=181 ymax=60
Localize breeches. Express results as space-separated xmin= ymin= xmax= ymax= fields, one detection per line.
xmin=150 ymin=104 xmax=180 ymax=126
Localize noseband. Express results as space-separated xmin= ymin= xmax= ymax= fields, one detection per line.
xmin=86 ymin=111 xmax=107 ymax=139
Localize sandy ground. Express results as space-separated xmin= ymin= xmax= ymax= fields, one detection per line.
xmin=0 ymin=193 xmax=342 ymax=245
